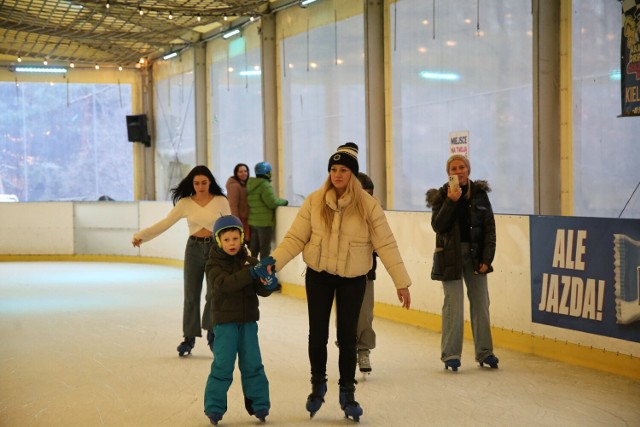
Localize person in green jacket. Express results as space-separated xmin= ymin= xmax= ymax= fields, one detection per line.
xmin=247 ymin=161 xmax=288 ymax=260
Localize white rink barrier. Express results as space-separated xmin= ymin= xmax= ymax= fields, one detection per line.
xmin=0 ymin=202 xmax=638 ymax=370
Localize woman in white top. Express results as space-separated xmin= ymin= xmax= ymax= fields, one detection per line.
xmin=132 ymin=165 xmax=230 ymax=356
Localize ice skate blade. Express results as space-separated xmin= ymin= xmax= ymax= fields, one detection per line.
xmin=479 ymin=361 xmax=499 ymax=369
xmin=444 ymin=359 xmax=461 ymax=371
xmin=177 ymin=349 xmax=192 ymax=357
xmin=344 ymin=413 xmax=361 ymax=422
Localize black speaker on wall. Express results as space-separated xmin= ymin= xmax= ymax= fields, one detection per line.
xmin=126 ymin=114 xmax=151 ymax=147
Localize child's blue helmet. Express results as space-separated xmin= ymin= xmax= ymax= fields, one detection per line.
xmin=254 ymin=161 xmax=272 ymax=177
xmin=213 ymin=215 xmax=244 ymax=247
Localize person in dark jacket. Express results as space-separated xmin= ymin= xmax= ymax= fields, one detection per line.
xmin=355 ymin=172 xmax=377 ymax=374
xmin=203 ymin=215 xmax=278 ymax=425
xmin=425 ymin=154 xmax=499 ymax=372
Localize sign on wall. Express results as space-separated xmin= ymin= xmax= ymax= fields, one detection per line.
xmin=621 ymin=0 xmax=640 ymax=116
xmin=530 ymin=216 xmax=640 ymax=342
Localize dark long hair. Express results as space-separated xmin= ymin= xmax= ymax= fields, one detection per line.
xmin=170 ymin=165 xmax=225 ymax=205
xmin=233 ymin=163 xmax=250 ymax=185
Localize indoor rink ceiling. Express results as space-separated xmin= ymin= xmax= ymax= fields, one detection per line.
xmin=0 ymin=0 xmax=295 ymax=69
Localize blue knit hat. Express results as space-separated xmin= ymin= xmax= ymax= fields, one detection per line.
xmin=213 ymin=215 xmax=244 ymax=247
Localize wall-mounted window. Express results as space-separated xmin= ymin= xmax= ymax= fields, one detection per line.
xmin=391 ymin=0 xmax=533 ymax=213
xmin=0 ymin=81 xmax=133 ymax=202
xmin=277 ymin=1 xmax=366 ymax=205
xmin=208 ymin=23 xmax=264 ymax=183
xmin=154 ymin=50 xmax=196 ymax=200
xmin=572 ymin=1 xmax=640 ymax=218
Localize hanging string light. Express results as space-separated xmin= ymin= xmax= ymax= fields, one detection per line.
xmin=476 ymin=0 xmax=481 ymax=37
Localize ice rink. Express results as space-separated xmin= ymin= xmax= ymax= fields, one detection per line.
xmin=1 ymin=262 xmax=639 ymax=426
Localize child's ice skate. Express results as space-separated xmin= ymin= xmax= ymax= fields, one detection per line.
xmin=207 ymin=412 xmax=223 ymax=425
xmin=254 ymin=409 xmax=269 ymax=423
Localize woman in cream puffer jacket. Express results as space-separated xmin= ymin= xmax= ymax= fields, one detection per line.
xmin=268 ymin=142 xmax=411 ymax=422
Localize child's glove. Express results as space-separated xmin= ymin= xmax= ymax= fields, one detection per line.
xmin=260 ymin=256 xmax=276 ymax=269
xmin=249 ymin=262 xmax=270 ymax=280
xmin=263 ymin=273 xmax=279 ymax=292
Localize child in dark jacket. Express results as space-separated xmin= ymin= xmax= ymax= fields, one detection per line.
xmin=203 ymin=215 xmax=278 ymax=425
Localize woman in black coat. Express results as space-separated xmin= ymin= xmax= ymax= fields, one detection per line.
xmin=426 ymin=154 xmax=499 ymax=372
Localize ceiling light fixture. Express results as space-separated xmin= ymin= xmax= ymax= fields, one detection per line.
xmin=106 ymin=0 xmax=110 ymax=9
xmin=300 ymin=0 xmax=318 ymax=7
xmin=17 ymin=56 xmax=22 ymax=62
xmin=169 ymin=11 xmax=173 ymax=20
xmin=138 ymin=7 xmax=143 ymax=16
xmin=12 ymin=66 xmax=67 ymax=74
xmin=222 ymin=28 xmax=241 ymax=39
xmin=419 ymin=70 xmax=460 ymax=81
xmin=163 ymin=52 xmax=178 ymax=60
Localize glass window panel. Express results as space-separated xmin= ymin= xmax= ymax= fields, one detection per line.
xmin=208 ymin=24 xmax=264 ymax=184
xmin=0 ymin=81 xmax=133 ymax=202
xmin=391 ymin=0 xmax=533 ymax=213
xmin=278 ymin=3 xmax=366 ymax=205
xmin=153 ymin=50 xmax=196 ymax=200
xmin=572 ymin=1 xmax=640 ymax=218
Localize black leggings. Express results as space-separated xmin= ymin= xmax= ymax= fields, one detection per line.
xmin=305 ymin=268 xmax=366 ymax=387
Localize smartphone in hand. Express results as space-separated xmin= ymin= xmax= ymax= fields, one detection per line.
xmin=449 ymin=175 xmax=459 ymax=191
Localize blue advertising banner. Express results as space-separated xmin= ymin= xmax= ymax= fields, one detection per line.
xmin=621 ymin=0 xmax=640 ymax=116
xmin=530 ymin=216 xmax=640 ymax=342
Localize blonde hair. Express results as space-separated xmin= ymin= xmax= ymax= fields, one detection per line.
xmin=446 ymin=154 xmax=471 ymax=174
xmin=320 ymin=173 xmax=367 ymax=230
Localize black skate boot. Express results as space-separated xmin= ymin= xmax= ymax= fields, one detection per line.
xmin=305 ymin=377 xmax=327 ymax=418
xmin=444 ymin=358 xmax=461 ymax=371
xmin=339 ymin=384 xmax=363 ymax=422
xmin=206 ymin=412 xmax=223 ymax=425
xmin=177 ymin=336 xmax=195 ymax=357
xmin=254 ymin=409 xmax=269 ymax=423
xmin=480 ymin=354 xmax=499 ymax=369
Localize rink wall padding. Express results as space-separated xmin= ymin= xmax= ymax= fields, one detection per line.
xmin=0 ymin=202 xmax=638 ymax=380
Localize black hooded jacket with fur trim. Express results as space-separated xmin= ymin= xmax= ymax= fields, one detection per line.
xmin=425 ymin=179 xmax=496 ymax=281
